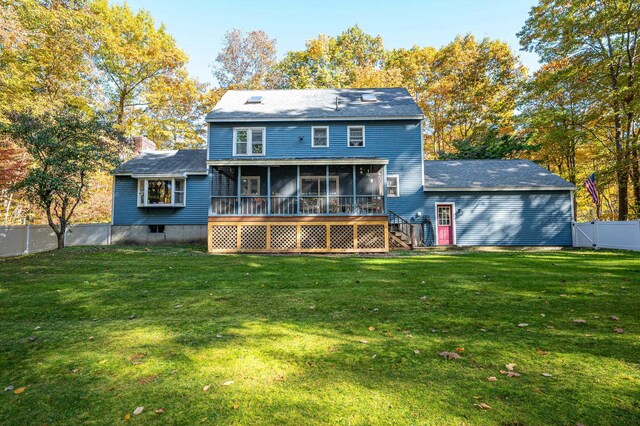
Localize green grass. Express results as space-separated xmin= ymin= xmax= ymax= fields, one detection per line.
xmin=0 ymin=246 xmax=639 ymax=425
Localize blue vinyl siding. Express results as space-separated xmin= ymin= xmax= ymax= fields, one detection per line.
xmin=423 ymin=191 xmax=573 ymax=246
xmin=112 ymin=175 xmax=209 ymax=225
xmin=209 ymin=120 xmax=425 ymax=219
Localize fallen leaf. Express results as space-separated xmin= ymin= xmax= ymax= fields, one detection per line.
xmin=98 ymin=359 xmax=108 ymax=364
xmin=4 ymin=386 xmax=14 ymax=392
xmin=13 ymin=387 xmax=26 ymax=394
xmin=137 ymin=375 xmax=158 ymax=385
xmin=133 ymin=406 xmax=144 ymax=415
xmin=124 ymin=413 xmax=131 ymax=421
xmin=413 ymin=349 xmax=420 ymax=354
xmin=475 ymin=403 xmax=492 ymax=410
xmin=154 ymin=408 xmax=166 ymax=414
xmin=505 ymin=363 xmax=516 ymax=371
xmin=233 ymin=404 xmax=240 ymax=410
xmin=223 ymin=380 xmax=234 ymax=386
xmin=33 ymin=326 xmax=41 ymax=330
xmin=71 ymin=368 xmax=79 ymax=373
xmin=88 ymin=336 xmax=94 ymax=341
xmin=358 ymin=340 xmax=369 ymax=344
xmin=455 ymin=347 xmax=464 ymax=353
xmin=487 ymin=377 xmax=497 ymax=382
xmin=536 ymin=348 xmax=550 ymax=356
xmin=500 ymin=370 xmax=521 ymax=378
xmin=542 ymin=373 xmax=553 ymax=377
xmin=128 ymin=314 xmax=137 ymax=320
xmin=202 ymin=385 xmax=210 ymax=392
xmin=614 ymin=328 xmax=625 ymax=334
xmin=175 ymin=304 xmax=183 ymax=308
xmin=438 ymin=351 xmax=461 ymax=360
xmin=215 ymin=334 xmax=222 ymax=338
xmin=130 ymin=353 xmax=145 ymax=360
xmin=517 ymin=323 xmax=529 ymax=327
xmin=572 ymin=319 xmax=586 ymax=324
xmin=27 ymin=336 xmax=37 ymax=342
xmin=368 ymin=326 xmax=376 ymax=331
xmin=610 ymin=315 xmax=619 ymax=321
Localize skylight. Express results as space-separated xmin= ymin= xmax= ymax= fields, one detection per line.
xmin=246 ymin=95 xmax=263 ymax=104
xmin=361 ymin=93 xmax=377 ymax=102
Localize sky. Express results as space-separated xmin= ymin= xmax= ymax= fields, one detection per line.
xmin=120 ymin=0 xmax=541 ymax=85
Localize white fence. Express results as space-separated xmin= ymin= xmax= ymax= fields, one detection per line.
xmin=0 ymin=224 xmax=111 ymax=257
xmin=573 ymin=221 xmax=640 ymax=251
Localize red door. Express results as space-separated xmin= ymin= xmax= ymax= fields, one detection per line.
xmin=437 ymin=205 xmax=453 ymax=245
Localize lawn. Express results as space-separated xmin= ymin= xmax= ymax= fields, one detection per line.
xmin=0 ymin=246 xmax=639 ymax=425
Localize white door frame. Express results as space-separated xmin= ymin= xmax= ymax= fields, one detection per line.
xmin=434 ymin=202 xmax=456 ymax=246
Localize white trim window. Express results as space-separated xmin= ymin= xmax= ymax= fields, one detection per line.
xmin=348 ymin=126 xmax=365 ymax=147
xmin=233 ymin=127 xmax=265 ymax=156
xmin=312 ymin=126 xmax=329 ymax=147
xmin=240 ymin=176 xmax=261 ymax=196
xmin=137 ymin=178 xmax=186 ymax=207
xmin=386 ymin=175 xmax=400 ymax=197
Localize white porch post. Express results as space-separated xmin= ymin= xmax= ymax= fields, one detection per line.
xmin=352 ymin=164 xmax=357 ymax=214
xmin=296 ymin=165 xmax=300 ymax=215
xmin=325 ymin=165 xmax=330 ymax=214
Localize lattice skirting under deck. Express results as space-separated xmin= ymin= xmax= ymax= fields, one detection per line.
xmin=208 ymin=219 xmax=388 ymax=253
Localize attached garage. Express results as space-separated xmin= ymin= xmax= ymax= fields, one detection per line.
xmin=423 ymin=160 xmax=575 ymax=246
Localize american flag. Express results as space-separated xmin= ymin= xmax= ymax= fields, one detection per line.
xmin=585 ymin=173 xmax=599 ymax=205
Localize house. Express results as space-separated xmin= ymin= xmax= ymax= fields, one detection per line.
xmin=111 ymin=88 xmax=575 ymax=251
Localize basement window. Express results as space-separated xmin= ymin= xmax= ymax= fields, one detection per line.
xmin=149 ymin=225 xmax=165 ymax=233
xmin=137 ymin=178 xmax=186 ymax=207
xmin=246 ymin=95 xmax=263 ymax=104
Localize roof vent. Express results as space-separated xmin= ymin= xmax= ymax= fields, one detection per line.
xmin=361 ymin=93 xmax=377 ymax=103
xmin=246 ymin=95 xmax=263 ymax=104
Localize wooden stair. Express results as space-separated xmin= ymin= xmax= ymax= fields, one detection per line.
xmin=389 ymin=229 xmax=412 ymax=249
xmin=388 ymin=209 xmax=414 ymax=250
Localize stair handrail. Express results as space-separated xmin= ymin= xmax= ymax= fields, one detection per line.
xmin=388 ymin=209 xmax=414 ymax=248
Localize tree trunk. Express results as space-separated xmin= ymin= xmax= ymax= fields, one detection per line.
xmin=614 ymin=112 xmax=629 ymax=220
xmin=56 ymin=230 xmax=65 ymax=250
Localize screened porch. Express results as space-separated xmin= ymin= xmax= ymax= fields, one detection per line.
xmin=209 ymin=164 xmax=386 ymax=216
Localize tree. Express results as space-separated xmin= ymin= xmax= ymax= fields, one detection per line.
xmin=0 ymin=0 xmax=97 ymax=116
xmin=519 ymin=0 xmax=640 ymax=220
xmin=421 ymin=35 xmax=526 ymax=155
xmin=1 ymin=106 xmax=122 ymax=248
xmin=139 ymin=71 xmax=223 ymax=149
xmin=91 ymin=0 xmax=187 ymax=133
xmin=273 ymin=25 xmax=387 ymax=89
xmin=212 ymin=29 xmax=277 ymax=89
xmin=437 ymin=126 xmax=533 ymax=160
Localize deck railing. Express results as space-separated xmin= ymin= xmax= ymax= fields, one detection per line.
xmin=270 ymin=196 xmax=297 ymax=215
xmin=211 ymin=194 xmax=385 ymax=216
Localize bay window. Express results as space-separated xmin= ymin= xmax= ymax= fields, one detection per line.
xmin=137 ymin=178 xmax=186 ymax=207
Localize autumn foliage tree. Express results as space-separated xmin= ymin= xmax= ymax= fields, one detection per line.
xmin=519 ymin=0 xmax=640 ymax=220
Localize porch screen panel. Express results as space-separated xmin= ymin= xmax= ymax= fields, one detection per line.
xmin=329 ymin=165 xmax=354 ymax=214
xmin=211 ymin=166 xmax=238 ymax=214
xmin=356 ymin=165 xmax=384 ymax=214
xmin=240 ymin=166 xmax=268 ymax=215
xmin=270 ymin=166 xmax=297 ymax=215
xmin=300 ymin=165 xmax=328 ymax=214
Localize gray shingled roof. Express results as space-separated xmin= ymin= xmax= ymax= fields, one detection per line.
xmin=206 ymin=88 xmax=424 ymax=122
xmin=424 ymin=160 xmax=575 ymax=190
xmin=112 ymin=150 xmax=207 ymax=175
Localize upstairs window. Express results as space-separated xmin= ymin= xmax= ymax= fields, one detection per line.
xmin=233 ymin=128 xmax=265 ymax=156
xmin=386 ymin=175 xmax=400 ymax=197
xmin=348 ymin=126 xmax=365 ymax=147
xmin=137 ymin=178 xmax=186 ymax=207
xmin=312 ymin=126 xmax=329 ymax=147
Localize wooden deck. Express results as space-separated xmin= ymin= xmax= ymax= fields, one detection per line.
xmin=208 ymin=215 xmax=389 ymax=253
